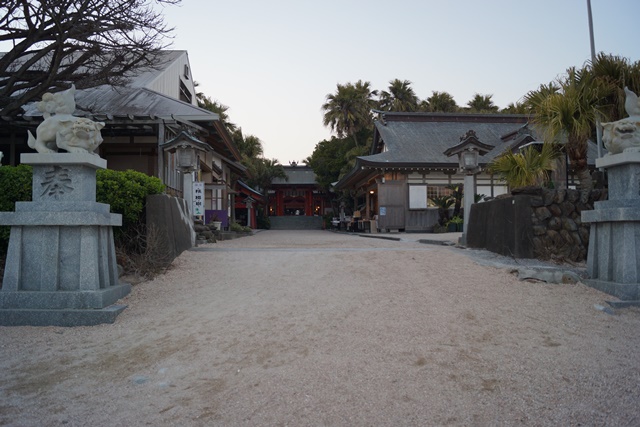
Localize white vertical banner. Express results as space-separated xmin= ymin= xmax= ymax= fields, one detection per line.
xmin=193 ymin=181 xmax=205 ymax=216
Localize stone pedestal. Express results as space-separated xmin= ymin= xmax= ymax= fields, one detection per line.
xmin=582 ymin=151 xmax=640 ymax=301
xmin=458 ymin=173 xmax=475 ymax=246
xmin=0 ymin=153 xmax=131 ymax=326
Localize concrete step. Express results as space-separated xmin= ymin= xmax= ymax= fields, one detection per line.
xmin=269 ymin=216 xmax=323 ymax=230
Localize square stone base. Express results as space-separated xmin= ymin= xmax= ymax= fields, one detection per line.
xmin=583 ymin=279 xmax=640 ymax=301
xmin=0 ymin=304 xmax=127 ymax=327
xmin=0 ymin=283 xmax=131 ymax=310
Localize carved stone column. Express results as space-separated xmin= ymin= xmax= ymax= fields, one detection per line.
xmin=582 ymin=151 xmax=640 ymax=302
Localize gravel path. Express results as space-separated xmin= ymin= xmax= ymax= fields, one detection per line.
xmin=1 ymin=230 xmax=639 ymax=426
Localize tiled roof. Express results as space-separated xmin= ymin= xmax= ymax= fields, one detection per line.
xmin=237 ymin=180 xmax=264 ymax=199
xmin=272 ymin=166 xmax=317 ymax=185
xmin=335 ymin=112 xmax=602 ymax=189
xmin=20 ymin=86 xmax=216 ymax=120
xmin=368 ymin=113 xmax=530 ymax=167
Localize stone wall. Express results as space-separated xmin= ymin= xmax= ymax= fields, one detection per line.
xmin=523 ymin=188 xmax=606 ymax=262
xmin=467 ymin=187 xmax=607 ymax=262
xmin=195 ymin=221 xmax=218 ymax=243
xmin=146 ymin=194 xmax=195 ymax=262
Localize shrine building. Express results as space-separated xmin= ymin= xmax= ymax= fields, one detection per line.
xmin=269 ymin=163 xmax=332 ymax=217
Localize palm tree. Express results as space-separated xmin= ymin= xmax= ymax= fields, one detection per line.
xmin=378 ymin=79 xmax=419 ymax=112
xmin=501 ymin=102 xmax=527 ymax=114
xmin=422 ymin=91 xmax=458 ymax=112
xmin=588 ymin=53 xmax=640 ymax=122
xmin=194 ymin=85 xmax=238 ymax=133
xmin=244 ymin=158 xmax=287 ymax=217
xmin=467 ymin=93 xmax=499 ymax=113
xmin=236 ymin=134 xmax=264 ymax=160
xmin=525 ymin=66 xmax=606 ymax=197
xmin=322 ymin=80 xmax=377 ymax=147
xmin=429 ymin=196 xmax=454 ymax=226
xmin=488 ymin=143 xmax=561 ymax=190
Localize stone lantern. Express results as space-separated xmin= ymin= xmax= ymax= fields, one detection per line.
xmin=161 ymin=131 xmax=212 ymax=216
xmin=177 ymin=143 xmax=197 ymax=171
xmin=444 ymin=130 xmax=494 ymax=245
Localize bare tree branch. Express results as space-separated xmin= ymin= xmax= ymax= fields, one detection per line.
xmin=0 ymin=0 xmax=181 ymax=116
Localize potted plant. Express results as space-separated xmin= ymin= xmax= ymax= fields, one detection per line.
xmin=448 ymin=215 xmax=463 ymax=232
xmin=429 ymin=195 xmax=454 ymax=227
xmin=209 ymin=214 xmax=222 ymax=231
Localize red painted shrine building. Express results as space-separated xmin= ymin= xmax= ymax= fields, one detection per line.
xmin=269 ymin=164 xmax=332 ymax=217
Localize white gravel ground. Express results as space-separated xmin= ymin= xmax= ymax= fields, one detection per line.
xmin=1 ymin=230 xmax=639 ymax=426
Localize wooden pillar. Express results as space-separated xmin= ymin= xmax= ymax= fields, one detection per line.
xmin=230 ymin=192 xmax=236 ymax=223
xmin=305 ymin=189 xmax=313 ymax=216
xmin=276 ymin=190 xmax=284 ymax=216
xmin=365 ymin=191 xmax=371 ymax=219
xmin=353 ymin=193 xmax=358 ymax=214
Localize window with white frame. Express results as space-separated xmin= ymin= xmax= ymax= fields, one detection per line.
xmin=426 ymin=185 xmax=454 ymax=205
xmin=409 ymin=185 xmax=428 ymax=209
xmin=211 ymin=188 xmax=223 ymax=210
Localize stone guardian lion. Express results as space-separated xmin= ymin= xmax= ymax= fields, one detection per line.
xmin=27 ymin=85 xmax=105 ymax=154
xmin=602 ymin=87 xmax=640 ymax=155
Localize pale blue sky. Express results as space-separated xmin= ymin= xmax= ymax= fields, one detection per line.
xmin=163 ymin=0 xmax=639 ymax=162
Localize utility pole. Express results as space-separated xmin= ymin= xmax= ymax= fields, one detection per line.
xmin=587 ymin=0 xmax=604 ymax=160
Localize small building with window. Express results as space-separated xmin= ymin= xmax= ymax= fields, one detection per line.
xmin=335 ymin=111 xmax=597 ymax=232
xmin=0 ymin=50 xmax=247 ymax=227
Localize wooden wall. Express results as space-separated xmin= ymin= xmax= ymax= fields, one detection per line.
xmin=377 ymin=181 xmax=406 ymax=230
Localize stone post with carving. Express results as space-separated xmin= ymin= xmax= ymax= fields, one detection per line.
xmin=0 ymin=154 xmax=130 ymax=325
xmin=0 ymin=86 xmax=130 ymax=326
xmin=581 ymin=88 xmax=640 ymax=303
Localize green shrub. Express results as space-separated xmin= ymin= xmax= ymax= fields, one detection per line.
xmin=0 ymin=165 xmax=33 ymax=254
xmin=323 ymin=213 xmax=333 ymax=229
xmin=256 ymin=207 xmax=270 ymax=229
xmin=448 ymin=216 xmax=463 ymax=224
xmin=229 ymin=221 xmax=252 ymax=233
xmin=96 ymin=169 xmax=165 ymax=228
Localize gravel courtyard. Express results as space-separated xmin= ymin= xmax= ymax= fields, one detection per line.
xmin=1 ymin=230 xmax=639 ymax=426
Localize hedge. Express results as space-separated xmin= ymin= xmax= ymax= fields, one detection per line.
xmin=0 ymin=166 xmax=165 ymax=254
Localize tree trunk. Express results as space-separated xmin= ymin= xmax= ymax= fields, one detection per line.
xmin=576 ymin=167 xmax=593 ymax=202
xmin=352 ymin=133 xmax=359 ymax=148
xmin=566 ymin=135 xmax=592 ymax=201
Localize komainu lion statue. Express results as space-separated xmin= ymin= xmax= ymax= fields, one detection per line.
xmin=602 ymin=87 xmax=640 ymax=155
xmin=27 ymin=85 xmax=105 ymax=154
xmin=602 ymin=117 xmax=640 ymax=155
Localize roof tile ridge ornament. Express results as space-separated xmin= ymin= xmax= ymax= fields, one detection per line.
xmin=372 ymin=109 xmax=387 ymax=126
xmin=445 ymin=129 xmax=495 ymax=174
xmin=459 ymin=129 xmax=478 ymax=142
xmin=516 ymin=123 xmax=531 ymax=136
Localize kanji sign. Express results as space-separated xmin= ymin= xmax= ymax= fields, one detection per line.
xmin=193 ymin=181 xmax=205 ymax=216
